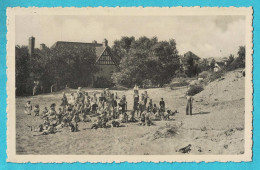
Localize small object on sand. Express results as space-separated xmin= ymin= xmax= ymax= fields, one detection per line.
xmin=178 ymin=144 xmax=191 ymax=153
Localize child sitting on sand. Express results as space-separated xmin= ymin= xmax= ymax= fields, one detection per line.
xmin=153 ymin=104 xmax=161 ymax=120
xmin=56 ymin=108 xmax=63 ymax=125
xmin=140 ymin=111 xmax=146 ymax=126
xmin=92 ymin=102 xmax=98 ymax=114
xmin=129 ymin=111 xmax=137 ymax=122
xmin=91 ymin=116 xmax=103 ymax=129
xmin=33 ymin=104 xmax=40 ymax=116
xmin=119 ymin=112 xmax=128 ymax=123
xmin=24 ymin=101 xmax=32 ymax=115
xmin=43 ymin=117 xmax=50 ymax=129
xmin=147 ymin=99 xmax=153 ymax=112
xmin=49 ymin=103 xmax=57 ymax=116
xmin=145 ymin=111 xmax=152 ymax=126
xmin=41 ymin=107 xmax=48 ymax=117
xmin=42 ymin=124 xmax=56 ymax=135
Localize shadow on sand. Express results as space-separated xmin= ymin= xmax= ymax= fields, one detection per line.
xmin=192 ymin=111 xmax=210 ymax=115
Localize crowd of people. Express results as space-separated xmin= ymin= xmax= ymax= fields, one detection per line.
xmin=25 ymin=86 xmax=180 ymax=135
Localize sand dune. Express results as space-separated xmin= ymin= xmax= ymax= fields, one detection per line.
xmin=16 ymin=70 xmax=245 ymax=155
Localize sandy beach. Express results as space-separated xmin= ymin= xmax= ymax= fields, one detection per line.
xmin=15 ymin=70 xmax=245 ymax=155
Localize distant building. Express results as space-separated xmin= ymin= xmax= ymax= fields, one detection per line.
xmin=180 ymin=51 xmax=201 ymax=72
xmin=28 ymin=37 xmax=120 ymax=87
xmin=207 ymin=57 xmax=228 ymax=72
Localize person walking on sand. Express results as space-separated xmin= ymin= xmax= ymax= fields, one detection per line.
xmin=186 ymin=92 xmax=193 ymax=115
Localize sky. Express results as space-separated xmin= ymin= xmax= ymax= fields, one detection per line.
xmin=15 ymin=15 xmax=245 ymax=58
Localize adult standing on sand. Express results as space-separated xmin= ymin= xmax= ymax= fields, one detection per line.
xmin=186 ymin=92 xmax=193 ymax=115
xmin=60 ymin=92 xmax=68 ymax=112
xmin=133 ymin=89 xmax=140 ymax=118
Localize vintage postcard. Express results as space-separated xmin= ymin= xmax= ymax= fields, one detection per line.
xmin=6 ymin=7 xmax=253 ymax=163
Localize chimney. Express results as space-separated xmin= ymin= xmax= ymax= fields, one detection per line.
xmin=28 ymin=36 xmax=35 ymax=57
xmin=40 ymin=43 xmax=46 ymax=50
xmin=102 ymin=38 xmax=108 ymax=47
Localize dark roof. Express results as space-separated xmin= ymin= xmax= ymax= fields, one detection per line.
xmin=183 ymin=51 xmax=200 ymax=60
xmin=51 ymin=41 xmax=119 ymax=66
xmin=51 ymin=41 xmax=103 ymax=49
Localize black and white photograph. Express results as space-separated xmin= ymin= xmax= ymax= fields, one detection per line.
xmin=7 ymin=7 xmax=252 ymax=162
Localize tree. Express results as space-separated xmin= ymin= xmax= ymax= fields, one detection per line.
xmin=198 ymin=58 xmax=210 ymax=72
xmin=227 ymin=46 xmax=245 ymax=71
xmin=111 ymin=36 xmax=180 ymax=87
xmin=237 ymin=46 xmax=245 ymax=67
xmin=15 ymin=46 xmax=30 ymax=95
xmin=49 ymin=45 xmax=98 ymax=88
xmin=111 ymin=36 xmax=135 ymax=60
xmin=227 ymin=54 xmax=235 ymax=65
xmin=210 ymin=59 xmax=216 ymax=71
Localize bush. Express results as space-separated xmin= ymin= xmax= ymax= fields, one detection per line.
xmin=209 ymin=71 xmax=224 ymax=82
xmin=198 ymin=71 xmax=210 ymax=79
xmin=175 ymin=71 xmax=187 ymax=78
xmin=142 ymin=79 xmax=153 ymax=88
xmin=227 ymin=57 xmax=245 ymax=71
xmin=93 ymin=77 xmax=114 ymax=88
xmin=187 ymin=85 xmax=204 ymax=96
xmin=169 ymin=78 xmax=189 ymax=89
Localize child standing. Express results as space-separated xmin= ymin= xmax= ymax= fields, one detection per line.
xmin=69 ymin=93 xmax=75 ymax=106
xmin=144 ymin=91 xmax=149 ymax=107
xmin=186 ymin=93 xmax=193 ymax=115
xmin=147 ymin=99 xmax=153 ymax=113
xmin=159 ymin=98 xmax=165 ymax=112
xmin=24 ymin=101 xmax=32 ymax=115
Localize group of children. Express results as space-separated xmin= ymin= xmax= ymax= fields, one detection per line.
xmin=24 ymin=87 xmax=178 ymax=133
xmin=132 ymin=88 xmax=177 ymax=126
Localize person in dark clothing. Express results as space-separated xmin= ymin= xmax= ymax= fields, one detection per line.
xmin=92 ymin=102 xmax=98 ymax=114
xmin=112 ymin=98 xmax=117 ymax=109
xmin=118 ymin=98 xmax=126 ymax=114
xmin=159 ymin=98 xmax=165 ymax=112
xmin=133 ymin=90 xmax=139 ymax=117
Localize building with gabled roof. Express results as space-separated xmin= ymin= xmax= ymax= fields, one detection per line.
xmin=180 ymin=51 xmax=201 ymax=72
xmin=29 ymin=36 xmax=120 ymax=88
